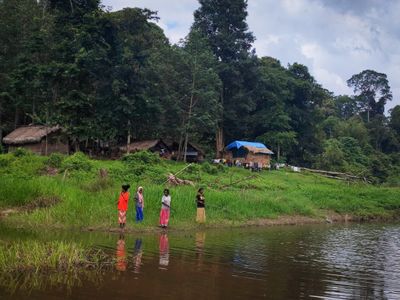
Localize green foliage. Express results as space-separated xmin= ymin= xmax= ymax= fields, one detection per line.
xmin=0 ymin=0 xmax=399 ymax=181
xmin=61 ymin=152 xmax=92 ymax=171
xmin=13 ymin=148 xmax=31 ymax=157
xmin=0 ymin=154 xmax=399 ymax=231
xmin=0 ymin=154 xmax=13 ymax=168
xmin=186 ymin=163 xmax=201 ymax=174
xmin=46 ymin=153 xmax=65 ymax=168
xmin=121 ymin=151 xmax=161 ymax=165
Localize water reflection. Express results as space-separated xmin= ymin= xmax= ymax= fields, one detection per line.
xmin=115 ymin=234 xmax=127 ymax=272
xmin=1 ymin=224 xmax=400 ymax=299
xmin=159 ymin=233 xmax=169 ymax=269
xmin=133 ymin=238 xmax=143 ymax=274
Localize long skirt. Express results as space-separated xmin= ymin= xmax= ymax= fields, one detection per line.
xmin=159 ymin=208 xmax=170 ymax=226
xmin=136 ymin=206 xmax=144 ymax=222
xmin=196 ymin=207 xmax=206 ymax=223
xmin=118 ymin=210 xmax=127 ymax=224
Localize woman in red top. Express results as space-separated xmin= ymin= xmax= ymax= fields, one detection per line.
xmin=117 ymin=184 xmax=130 ymax=229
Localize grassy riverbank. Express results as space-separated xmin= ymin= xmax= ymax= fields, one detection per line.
xmin=0 ymin=150 xmax=399 ymax=231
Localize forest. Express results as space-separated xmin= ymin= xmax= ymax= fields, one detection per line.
xmin=1 ymin=0 xmax=399 ymax=184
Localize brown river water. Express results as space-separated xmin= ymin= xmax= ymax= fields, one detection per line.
xmin=0 ymin=223 xmax=399 ymax=299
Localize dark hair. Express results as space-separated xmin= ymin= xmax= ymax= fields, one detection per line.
xmin=163 ymin=188 xmax=170 ymax=195
xmin=122 ymin=184 xmax=130 ymax=192
xmin=197 ymin=187 xmax=204 ymax=193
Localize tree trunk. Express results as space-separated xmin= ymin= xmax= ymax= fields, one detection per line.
xmin=126 ymin=120 xmax=131 ymax=154
xmin=216 ymin=127 xmax=224 ymax=158
xmin=183 ymin=56 xmax=197 ymax=162
xmin=277 ymin=144 xmax=280 ymax=162
xmin=0 ymin=101 xmax=3 ymax=142
xmin=215 ymin=86 xmax=224 ymax=158
xmin=14 ymin=106 xmax=20 ymax=129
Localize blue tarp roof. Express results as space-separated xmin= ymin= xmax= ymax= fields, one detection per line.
xmin=226 ymin=140 xmax=268 ymax=150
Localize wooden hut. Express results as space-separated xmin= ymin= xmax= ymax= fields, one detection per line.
xmin=224 ymin=140 xmax=273 ymax=169
xmin=120 ymin=139 xmax=171 ymax=158
xmin=169 ymin=141 xmax=205 ymax=162
xmin=2 ymin=125 xmax=68 ymax=155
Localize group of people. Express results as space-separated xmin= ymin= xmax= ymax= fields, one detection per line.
xmin=117 ymin=185 xmax=206 ymax=229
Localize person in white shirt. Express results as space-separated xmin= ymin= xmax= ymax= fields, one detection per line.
xmin=159 ymin=189 xmax=171 ymax=228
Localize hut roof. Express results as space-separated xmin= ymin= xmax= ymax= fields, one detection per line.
xmin=121 ymin=139 xmax=168 ymax=152
xmin=3 ymin=125 xmax=61 ymax=145
xmin=226 ymin=140 xmax=274 ymax=155
xmin=244 ymin=145 xmax=274 ymax=155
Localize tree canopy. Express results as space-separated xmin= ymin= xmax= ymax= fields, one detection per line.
xmin=0 ymin=0 xmax=399 ymax=183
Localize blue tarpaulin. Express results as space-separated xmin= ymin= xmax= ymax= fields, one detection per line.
xmin=226 ymin=140 xmax=268 ymax=150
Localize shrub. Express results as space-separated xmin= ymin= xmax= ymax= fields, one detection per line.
xmin=47 ymin=153 xmax=65 ymax=168
xmin=13 ymin=147 xmax=31 ymax=157
xmin=121 ymin=151 xmax=161 ymax=165
xmin=0 ymin=154 xmax=13 ymax=168
xmin=186 ymin=163 xmax=200 ymax=174
xmin=201 ymin=162 xmax=218 ymax=175
xmin=62 ymin=152 xmax=92 ymax=171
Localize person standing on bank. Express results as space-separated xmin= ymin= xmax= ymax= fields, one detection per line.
xmin=196 ymin=188 xmax=206 ymax=223
xmin=135 ymin=186 xmax=144 ymax=222
xmin=117 ymin=184 xmax=130 ymax=229
xmin=159 ymin=189 xmax=171 ymax=228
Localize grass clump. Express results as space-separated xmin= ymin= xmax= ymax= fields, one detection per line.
xmin=121 ymin=151 xmax=161 ymax=165
xmin=62 ymin=152 xmax=92 ymax=171
xmin=0 ymin=240 xmax=109 ymax=273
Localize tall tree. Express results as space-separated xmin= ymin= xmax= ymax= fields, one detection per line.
xmin=193 ymin=0 xmax=255 ymax=155
xmin=347 ymin=70 xmax=392 ymax=122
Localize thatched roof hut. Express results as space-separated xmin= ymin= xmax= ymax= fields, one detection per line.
xmin=2 ymin=125 xmax=68 ymax=155
xmin=120 ymin=139 xmax=170 ymax=157
xmin=169 ymin=141 xmax=205 ymax=162
xmin=3 ymin=126 xmax=60 ymax=145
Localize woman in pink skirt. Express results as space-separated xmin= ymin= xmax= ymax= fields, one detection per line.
xmin=159 ymin=189 xmax=171 ymax=228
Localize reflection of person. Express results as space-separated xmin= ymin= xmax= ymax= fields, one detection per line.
xmin=159 ymin=189 xmax=171 ymax=228
xmin=133 ymin=238 xmax=143 ymax=273
xmin=196 ymin=188 xmax=206 ymax=223
xmin=195 ymin=231 xmax=206 ymax=269
xmin=134 ymin=186 xmax=144 ymax=222
xmin=117 ymin=184 xmax=130 ymax=229
xmin=159 ymin=233 xmax=169 ymax=269
xmin=116 ymin=234 xmax=127 ymax=271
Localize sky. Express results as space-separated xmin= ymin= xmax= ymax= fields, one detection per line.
xmin=101 ymin=0 xmax=400 ymax=113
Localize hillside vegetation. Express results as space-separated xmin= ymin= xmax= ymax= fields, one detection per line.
xmin=0 ymin=150 xmax=399 ymax=231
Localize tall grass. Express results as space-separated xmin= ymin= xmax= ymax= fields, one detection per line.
xmin=0 ymin=152 xmax=399 ymax=230
xmin=0 ymin=240 xmax=108 ymax=273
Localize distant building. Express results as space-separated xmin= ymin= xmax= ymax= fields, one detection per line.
xmin=169 ymin=141 xmax=205 ymax=163
xmin=120 ymin=139 xmax=171 ymax=158
xmin=2 ymin=125 xmax=68 ymax=155
xmin=224 ymin=140 xmax=273 ymax=169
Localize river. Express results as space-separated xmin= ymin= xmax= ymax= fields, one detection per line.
xmin=1 ymin=223 xmax=399 ymax=299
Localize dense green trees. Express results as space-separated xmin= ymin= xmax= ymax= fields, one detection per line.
xmin=0 ymin=0 xmax=399 ymax=183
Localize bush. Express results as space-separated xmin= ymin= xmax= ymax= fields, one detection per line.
xmin=186 ymin=163 xmax=200 ymax=174
xmin=13 ymin=147 xmax=31 ymax=157
xmin=62 ymin=152 xmax=92 ymax=171
xmin=47 ymin=153 xmax=65 ymax=168
xmin=201 ymin=162 xmax=218 ymax=175
xmin=0 ymin=154 xmax=13 ymax=168
xmin=121 ymin=151 xmax=161 ymax=165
